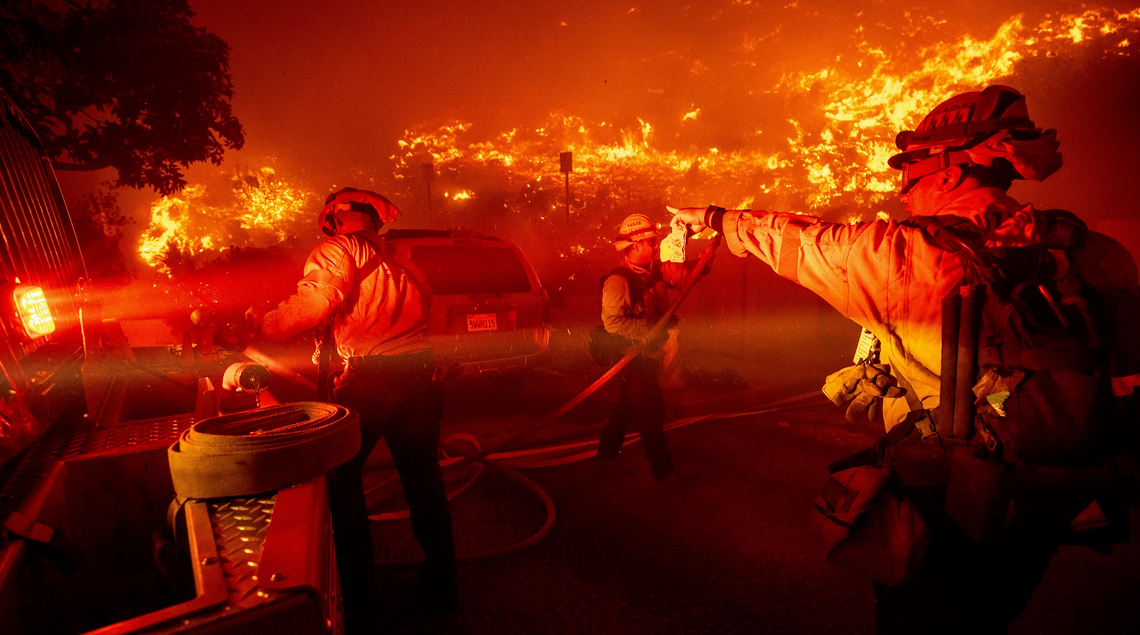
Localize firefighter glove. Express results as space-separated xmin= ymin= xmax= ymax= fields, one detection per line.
xmin=244 ymin=301 xmax=273 ymax=331
xmin=822 ymin=363 xmax=905 ymax=423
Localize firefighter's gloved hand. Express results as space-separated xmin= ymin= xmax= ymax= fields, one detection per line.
xmin=216 ymin=320 xmax=250 ymax=351
xmin=244 ymin=301 xmax=273 ymax=331
xmin=669 ymin=206 xmax=709 ymax=232
xmin=822 ymin=363 xmax=905 ymax=423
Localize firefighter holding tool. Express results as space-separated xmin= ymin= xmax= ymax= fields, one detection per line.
xmin=590 ymin=213 xmax=710 ymax=480
xmin=245 ymin=187 xmax=458 ymax=626
xmin=671 ymin=86 xmax=1140 ymax=634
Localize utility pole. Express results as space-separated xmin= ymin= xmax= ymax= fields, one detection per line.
xmin=559 ymin=151 xmax=573 ymax=228
xmin=421 ymin=162 xmax=434 ymax=228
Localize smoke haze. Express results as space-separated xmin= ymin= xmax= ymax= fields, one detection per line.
xmin=54 ymin=0 xmax=1140 ymax=310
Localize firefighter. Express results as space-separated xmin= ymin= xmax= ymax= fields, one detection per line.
xmin=245 ymin=188 xmax=457 ymax=624
xmin=594 ymin=213 xmax=704 ymax=480
xmin=671 ymin=86 xmax=1140 ymax=633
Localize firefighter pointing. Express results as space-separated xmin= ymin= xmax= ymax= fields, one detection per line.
xmin=245 ymin=188 xmax=458 ymax=626
xmin=671 ymin=86 xmax=1140 ymax=634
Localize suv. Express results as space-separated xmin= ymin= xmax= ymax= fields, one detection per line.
xmin=382 ymin=229 xmax=550 ymax=375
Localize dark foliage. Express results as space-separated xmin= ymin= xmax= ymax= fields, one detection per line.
xmin=0 ymin=0 xmax=244 ymax=195
xmin=69 ymin=183 xmax=133 ymax=277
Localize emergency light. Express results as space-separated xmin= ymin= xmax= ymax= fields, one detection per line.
xmin=13 ymin=285 xmax=55 ymax=338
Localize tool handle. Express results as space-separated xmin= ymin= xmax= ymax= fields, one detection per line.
xmin=455 ymin=235 xmax=724 ymax=466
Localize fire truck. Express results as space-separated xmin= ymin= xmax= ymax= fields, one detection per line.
xmin=0 ymin=95 xmax=342 ymax=632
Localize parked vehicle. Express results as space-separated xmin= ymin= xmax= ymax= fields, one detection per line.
xmin=382 ymin=229 xmax=550 ymax=376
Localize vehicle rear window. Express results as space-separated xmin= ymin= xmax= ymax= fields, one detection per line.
xmin=409 ymin=245 xmax=532 ymax=295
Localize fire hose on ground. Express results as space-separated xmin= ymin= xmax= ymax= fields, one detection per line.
xmin=168 ymin=235 xmax=828 ymax=567
xmin=363 ymin=388 xmax=822 ymax=567
xmin=357 ymin=234 xmax=819 ymax=566
xmin=365 ymin=235 xmax=722 ymax=565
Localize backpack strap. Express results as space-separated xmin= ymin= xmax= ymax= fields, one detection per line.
xmin=907 ymin=209 xmax=1088 ymax=260
xmin=355 ymin=231 xmax=433 ymax=299
xmin=599 ymin=265 xmax=652 ymax=307
xmin=903 ymin=216 xmax=992 ymax=441
xmin=903 ymin=215 xmax=995 ymax=286
xmin=893 ymin=371 xmax=940 ymax=440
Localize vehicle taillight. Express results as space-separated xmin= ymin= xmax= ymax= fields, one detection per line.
xmin=13 ymin=285 xmax=55 ymax=338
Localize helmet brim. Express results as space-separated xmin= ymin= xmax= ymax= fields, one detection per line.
xmin=613 ymin=228 xmax=663 ymax=251
xmin=887 ymin=149 xmax=926 ymax=171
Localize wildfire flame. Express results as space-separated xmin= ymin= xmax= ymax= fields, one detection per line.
xmin=781 ymin=8 xmax=1140 ymax=208
xmin=135 ymin=6 xmax=1140 ymax=273
xmin=392 ymin=8 xmax=1139 ymax=229
xmin=138 ymin=167 xmax=315 ymax=273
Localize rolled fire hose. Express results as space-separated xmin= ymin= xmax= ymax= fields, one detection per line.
xmin=168 ymin=402 xmax=359 ymax=499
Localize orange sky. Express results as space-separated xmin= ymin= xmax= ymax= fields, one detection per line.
xmin=55 ymin=0 xmax=1140 ymax=264
xmin=178 ymin=4 xmax=1127 ymax=169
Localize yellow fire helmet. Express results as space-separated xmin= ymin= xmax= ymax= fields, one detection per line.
xmin=613 ymin=213 xmax=664 ymax=251
xmin=889 ymin=85 xmax=1063 ymax=194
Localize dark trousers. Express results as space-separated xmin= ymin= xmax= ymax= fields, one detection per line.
xmin=326 ymin=352 xmax=455 ymax=625
xmin=873 ymin=504 xmax=1053 ymax=635
xmin=597 ymin=356 xmax=672 ymax=477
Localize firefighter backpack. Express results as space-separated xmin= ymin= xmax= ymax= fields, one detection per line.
xmin=908 ymin=209 xmax=1127 ymax=544
xmin=588 ymin=266 xmax=653 ymax=367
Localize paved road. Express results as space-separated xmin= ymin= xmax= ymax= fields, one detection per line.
xmin=361 ymin=348 xmax=1140 ymax=635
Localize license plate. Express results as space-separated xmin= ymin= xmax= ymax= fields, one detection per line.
xmin=466 ymin=313 xmax=498 ymax=332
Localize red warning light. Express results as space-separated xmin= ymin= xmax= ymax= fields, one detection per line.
xmin=13 ymin=285 xmax=55 ymax=338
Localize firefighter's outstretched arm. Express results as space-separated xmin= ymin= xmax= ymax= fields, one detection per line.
xmin=248 ymin=238 xmax=356 ymax=340
xmin=670 ymin=205 xmax=892 ymax=323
